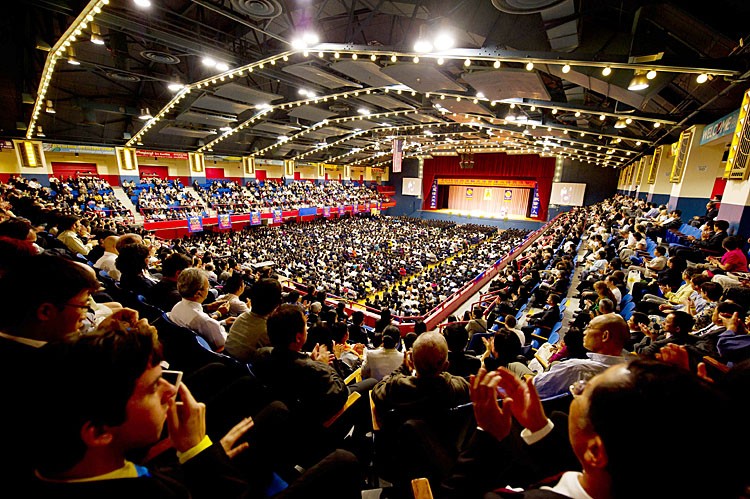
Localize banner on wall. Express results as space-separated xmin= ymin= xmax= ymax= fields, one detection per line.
xmin=438 ymin=178 xmax=536 ymax=188
xmin=352 ymin=204 xmax=358 ymax=215
xmin=484 ymin=189 xmax=492 ymax=201
xmin=323 ymin=206 xmax=331 ymax=218
xmin=530 ymin=183 xmax=540 ymax=218
xmin=429 ymin=178 xmax=438 ymax=209
xmin=465 ymin=187 xmax=474 ymax=199
xmin=187 ymin=216 xmax=203 ymax=233
xmin=250 ymin=212 xmax=262 ymax=225
xmin=0 ymin=140 xmax=14 ymax=150
xmin=338 ymin=205 xmax=345 ymax=216
xmin=136 ymin=150 xmax=188 ymax=159
xmin=392 ymin=138 xmax=403 ymax=173
xmin=504 ymin=189 xmax=513 ymax=201
xmin=700 ymin=109 xmax=739 ymax=145
xmin=43 ymin=143 xmax=115 ymax=155
xmin=218 ymin=213 xmax=231 ymax=229
xmin=272 ymin=209 xmax=282 ymax=224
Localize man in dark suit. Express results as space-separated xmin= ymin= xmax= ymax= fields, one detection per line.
xmin=521 ymin=293 xmax=562 ymax=340
xmin=673 ymin=219 xmax=729 ymax=264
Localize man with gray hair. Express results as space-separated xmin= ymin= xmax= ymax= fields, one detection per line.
xmin=168 ymin=267 xmax=229 ymax=351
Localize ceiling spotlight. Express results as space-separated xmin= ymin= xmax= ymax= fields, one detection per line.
xmin=599 ymin=114 xmax=606 ymax=120
xmin=334 ymin=52 xmax=340 ymax=59
xmin=202 ymin=56 xmax=216 ymax=67
xmin=414 ymin=39 xmax=433 ymax=53
xmin=653 ymin=122 xmax=661 ymax=128
xmin=219 ymin=126 xmax=232 ymax=132
xmin=614 ymin=119 xmax=627 ymax=129
xmin=562 ymin=64 xmax=571 ymax=73
xmin=413 ymin=56 xmax=420 ymax=63
xmin=525 ymin=61 xmax=534 ymax=71
xmin=351 ymin=53 xmax=358 ymax=60
xmin=551 ymin=108 xmax=558 ymax=114
xmin=602 ymin=66 xmax=612 ymax=76
xmin=277 ymin=135 xmax=289 ymax=142
xmin=370 ymin=54 xmax=377 ymax=61
xmin=628 ymin=71 xmax=650 ymax=91
xmin=493 ymin=60 xmax=501 ymax=69
xmin=45 ymin=100 xmax=55 ymax=114
xmin=646 ymin=69 xmax=657 ymax=80
xmin=530 ymin=105 xmax=536 ymax=111
xmin=391 ymin=55 xmax=398 ymax=63
xmin=464 ymin=58 xmax=471 ymax=67
xmin=433 ymin=32 xmax=454 ymax=50
xmin=216 ymin=61 xmax=230 ymax=71
xmin=167 ymin=81 xmax=185 ymax=92
xmin=133 ymin=0 xmax=151 ymax=7
xmin=625 ymin=118 xmax=633 ymax=125
xmin=358 ymin=107 xmax=371 ymax=115
xmin=696 ymin=73 xmax=709 ymax=84
xmin=139 ymin=108 xmax=152 ymax=120
xmin=574 ymin=111 xmax=581 ymax=117
xmin=636 ymin=141 xmax=642 ymax=146
xmin=437 ymin=57 xmax=444 ymax=65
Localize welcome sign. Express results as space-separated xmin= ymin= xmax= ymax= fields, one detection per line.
xmin=700 ymin=109 xmax=739 ymax=145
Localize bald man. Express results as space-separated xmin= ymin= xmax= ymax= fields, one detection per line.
xmin=94 ymin=235 xmax=121 ymax=280
xmin=372 ymin=331 xmax=470 ymax=416
xmin=532 ymin=313 xmax=636 ymax=399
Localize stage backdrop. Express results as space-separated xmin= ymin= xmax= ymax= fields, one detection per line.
xmin=422 ymin=153 xmax=554 ymax=220
xmin=448 ymin=186 xmax=530 ymax=217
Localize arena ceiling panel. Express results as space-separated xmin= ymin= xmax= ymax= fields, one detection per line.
xmin=8 ymin=0 xmax=750 ymax=170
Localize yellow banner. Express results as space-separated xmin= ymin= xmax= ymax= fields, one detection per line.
xmin=437 ymin=178 xmax=536 ymax=188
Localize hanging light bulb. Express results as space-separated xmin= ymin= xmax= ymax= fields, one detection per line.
xmin=696 ymin=73 xmax=709 ymax=84
xmin=602 ymin=66 xmax=612 ymax=76
xmin=562 ymin=64 xmax=571 ymax=73
xmin=525 ymin=61 xmax=534 ymax=71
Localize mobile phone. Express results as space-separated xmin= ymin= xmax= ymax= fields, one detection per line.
xmin=162 ymin=370 xmax=183 ymax=401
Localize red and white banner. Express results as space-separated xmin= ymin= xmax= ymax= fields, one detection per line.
xmin=392 ymin=138 xmax=403 ymax=173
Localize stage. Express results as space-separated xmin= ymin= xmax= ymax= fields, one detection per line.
xmin=432 ymin=208 xmax=535 ymax=222
xmin=414 ymin=209 xmax=545 ymax=231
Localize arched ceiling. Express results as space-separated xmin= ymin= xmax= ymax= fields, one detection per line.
xmin=5 ymin=0 xmax=750 ymax=169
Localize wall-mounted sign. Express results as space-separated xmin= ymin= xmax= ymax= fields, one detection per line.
xmin=136 ymin=150 xmax=189 ymax=160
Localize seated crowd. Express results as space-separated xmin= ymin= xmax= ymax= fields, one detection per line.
xmin=0 ymin=181 xmax=748 ymax=499
xmin=126 ymin=177 xmax=205 ymax=221
xmin=193 ymin=178 xmax=389 ymax=214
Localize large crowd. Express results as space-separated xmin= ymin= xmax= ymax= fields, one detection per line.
xmin=124 ymin=177 xmax=205 ymax=221
xmin=0 ymin=175 xmax=748 ymax=499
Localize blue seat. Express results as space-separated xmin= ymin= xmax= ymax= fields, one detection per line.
xmin=621 ymin=293 xmax=633 ymax=306
xmin=466 ymin=332 xmax=493 ymax=353
xmin=620 ymin=301 xmax=636 ymax=321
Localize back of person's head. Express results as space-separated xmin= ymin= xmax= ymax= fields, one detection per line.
xmin=267 ymin=303 xmax=306 ymax=348
xmin=548 ymin=293 xmax=562 ymax=305
xmin=669 ymin=310 xmax=695 ymax=334
xmin=35 ymin=320 xmax=163 ymax=476
xmin=56 ymin=215 xmax=79 ymax=232
xmin=412 ymin=331 xmax=449 ymax=377
xmin=381 ymin=325 xmax=401 ymax=349
xmin=330 ymin=321 xmax=348 ymax=344
xmin=0 ymin=217 xmax=34 ymax=240
xmin=115 ymin=233 xmax=142 ymax=251
xmin=443 ymin=322 xmax=469 ymax=352
xmin=560 ymin=327 xmax=587 ymax=358
xmin=472 ymin=306 xmax=483 ymax=319
xmin=722 ymin=235 xmax=742 ymax=251
xmin=503 ymin=314 xmax=517 ymax=328
xmin=249 ymin=278 xmax=282 ymax=316
xmin=584 ymin=359 xmax=738 ymax=498
xmin=716 ymin=300 xmax=747 ymax=321
xmin=176 ymin=267 xmax=207 ymax=299
xmin=700 ymin=282 xmax=723 ymax=301
xmin=492 ymin=328 xmax=522 ymax=365
xmin=115 ymin=243 xmax=150 ymax=275
xmin=284 ymin=290 xmax=301 ymax=304
xmin=161 ymin=252 xmax=191 ymax=279
xmin=351 ymin=310 xmax=364 ymax=325
xmin=403 ymin=332 xmax=418 ymax=351
xmin=309 ymin=301 xmax=322 ymax=314
xmin=222 ymin=272 xmax=245 ymax=295
xmin=414 ymin=320 xmax=427 ymax=335
xmin=588 ymin=313 xmax=630 ymax=352
xmin=598 ymin=298 xmax=615 ymax=314
xmin=630 ymin=311 xmax=649 ymax=327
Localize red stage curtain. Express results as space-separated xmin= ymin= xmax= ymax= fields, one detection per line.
xmin=421 ymin=153 xmax=554 ymax=220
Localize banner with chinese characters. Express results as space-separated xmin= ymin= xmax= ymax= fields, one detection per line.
xmin=429 ymin=178 xmax=438 ymax=209
xmin=250 ymin=212 xmax=261 ymax=225
xmin=272 ymin=209 xmax=282 ymax=224
xmin=392 ymin=138 xmax=403 ymax=173
xmin=187 ymin=216 xmax=203 ymax=233
xmin=323 ymin=206 xmax=331 ymax=218
xmin=530 ymin=183 xmax=540 ymax=218
xmin=438 ymin=178 xmax=536 ymax=188
xmin=218 ymin=213 xmax=231 ymax=229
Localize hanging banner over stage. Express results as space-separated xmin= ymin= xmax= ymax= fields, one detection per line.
xmin=429 ymin=178 xmax=439 ymax=209
xmin=392 ymin=138 xmax=404 ymax=173
xmin=272 ymin=209 xmax=282 ymax=224
xmin=530 ymin=182 xmax=541 ymax=218
xmin=250 ymin=212 xmax=261 ymax=225
xmin=437 ymin=178 xmax=536 ymax=188
xmin=323 ymin=206 xmax=331 ymax=218
xmin=187 ymin=216 xmax=203 ymax=233
xmin=504 ymin=189 xmax=513 ymax=201
xmin=218 ymin=213 xmax=231 ymax=229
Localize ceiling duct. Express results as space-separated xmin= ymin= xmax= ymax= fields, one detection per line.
xmin=491 ymin=0 xmax=580 ymax=52
xmin=230 ymin=0 xmax=282 ymax=20
xmin=140 ymin=50 xmax=181 ymax=64
xmin=490 ymin=0 xmax=569 ymax=14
